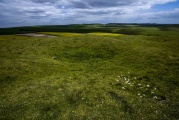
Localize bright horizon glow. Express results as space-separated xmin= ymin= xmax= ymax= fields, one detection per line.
xmin=0 ymin=0 xmax=179 ymax=28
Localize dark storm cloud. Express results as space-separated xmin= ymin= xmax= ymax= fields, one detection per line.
xmin=85 ymin=0 xmax=134 ymax=8
xmin=30 ymin=0 xmax=56 ymax=3
xmin=71 ymin=1 xmax=90 ymax=9
xmin=70 ymin=0 xmax=118 ymax=8
xmin=26 ymin=0 xmax=140 ymax=9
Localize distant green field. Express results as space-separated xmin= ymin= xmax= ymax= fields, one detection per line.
xmin=0 ymin=24 xmax=179 ymax=119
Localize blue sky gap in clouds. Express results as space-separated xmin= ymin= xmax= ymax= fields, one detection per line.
xmin=0 ymin=0 xmax=179 ymax=28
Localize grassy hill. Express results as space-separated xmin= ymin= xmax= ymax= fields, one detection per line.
xmin=0 ymin=24 xmax=179 ymax=119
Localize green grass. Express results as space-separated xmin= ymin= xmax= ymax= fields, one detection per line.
xmin=0 ymin=26 xmax=179 ymax=119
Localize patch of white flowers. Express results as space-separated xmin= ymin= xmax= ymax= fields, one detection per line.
xmin=115 ymin=72 xmax=159 ymax=99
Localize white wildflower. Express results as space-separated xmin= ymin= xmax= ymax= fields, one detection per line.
xmin=138 ymin=93 xmax=140 ymax=96
xmin=147 ymin=85 xmax=150 ymax=87
xmin=122 ymin=87 xmax=125 ymax=89
xmin=138 ymin=83 xmax=141 ymax=86
xmin=125 ymin=81 xmax=129 ymax=84
xmin=153 ymin=96 xmax=158 ymax=99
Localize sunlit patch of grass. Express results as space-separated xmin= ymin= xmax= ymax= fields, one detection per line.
xmin=39 ymin=32 xmax=123 ymax=37
xmin=88 ymin=32 xmax=123 ymax=36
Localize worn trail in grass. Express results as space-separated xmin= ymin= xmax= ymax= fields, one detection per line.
xmin=0 ymin=33 xmax=179 ymax=119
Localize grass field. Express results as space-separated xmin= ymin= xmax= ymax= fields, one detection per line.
xmin=0 ymin=24 xmax=179 ymax=119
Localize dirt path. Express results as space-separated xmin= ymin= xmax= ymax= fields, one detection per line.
xmin=16 ymin=33 xmax=56 ymax=37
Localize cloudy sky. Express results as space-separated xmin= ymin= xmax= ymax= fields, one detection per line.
xmin=0 ymin=0 xmax=179 ymax=28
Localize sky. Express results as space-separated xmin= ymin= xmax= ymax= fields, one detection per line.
xmin=0 ymin=0 xmax=179 ymax=28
